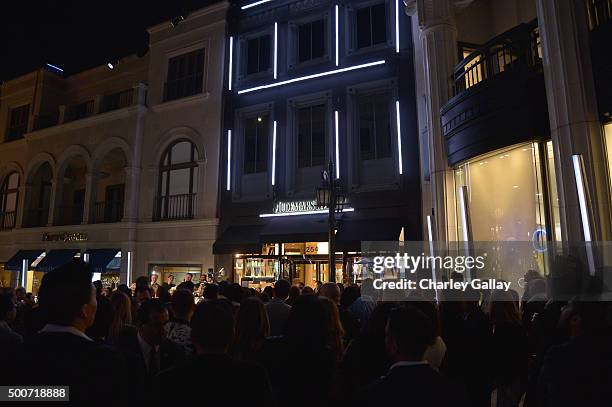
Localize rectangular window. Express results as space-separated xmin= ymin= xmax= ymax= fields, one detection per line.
xmin=358 ymin=92 xmax=392 ymax=161
xmin=356 ymin=3 xmax=387 ymax=49
xmin=246 ymin=35 xmax=271 ymax=75
xmin=298 ymin=19 xmax=326 ymax=63
xmin=297 ymin=105 xmax=326 ymax=168
xmin=6 ymin=105 xmax=30 ymax=141
xmin=244 ymin=115 xmax=269 ymax=174
xmin=165 ymin=48 xmax=205 ymax=101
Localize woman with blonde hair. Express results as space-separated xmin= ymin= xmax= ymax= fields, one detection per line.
xmin=319 ymin=296 xmax=345 ymax=362
xmin=106 ymin=290 xmax=133 ymax=345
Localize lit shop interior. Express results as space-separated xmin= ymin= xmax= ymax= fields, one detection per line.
xmin=1 ymin=249 xmax=121 ymax=295
xmin=453 ymin=141 xmax=561 ymax=276
xmin=148 ymin=264 xmax=206 ymax=286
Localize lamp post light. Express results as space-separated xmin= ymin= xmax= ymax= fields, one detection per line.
xmin=316 ymin=160 xmax=347 ymax=282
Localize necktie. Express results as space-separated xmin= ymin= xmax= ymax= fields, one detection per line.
xmin=149 ymin=347 xmax=159 ymax=376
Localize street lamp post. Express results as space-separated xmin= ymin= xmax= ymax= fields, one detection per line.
xmin=317 ymin=160 xmax=346 ymax=283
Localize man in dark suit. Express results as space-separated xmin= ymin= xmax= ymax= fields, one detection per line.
xmin=115 ymin=298 xmax=184 ymax=393
xmin=156 ymin=300 xmax=273 ymax=405
xmin=8 ymin=260 xmax=128 ymax=403
xmin=363 ymin=305 xmax=450 ymax=407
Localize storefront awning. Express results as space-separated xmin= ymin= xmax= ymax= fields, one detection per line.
xmin=213 ymin=225 xmax=263 ymax=255
xmin=4 ymin=250 xmax=45 ymax=271
xmin=260 ymin=214 xmax=328 ymax=243
xmin=35 ymin=249 xmax=79 ymax=273
xmin=85 ymin=249 xmax=120 ymax=273
xmin=336 ymin=218 xmax=404 ymax=251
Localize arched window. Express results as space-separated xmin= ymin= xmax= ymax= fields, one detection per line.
xmin=0 ymin=172 xmax=19 ymax=230
xmin=156 ymin=140 xmax=198 ymax=220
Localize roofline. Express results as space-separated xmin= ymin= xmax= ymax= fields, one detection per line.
xmin=147 ymin=1 xmax=229 ymax=34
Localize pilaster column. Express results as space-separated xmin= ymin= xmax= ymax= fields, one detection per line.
xmin=58 ymin=105 xmax=66 ymax=124
xmin=93 ymin=95 xmax=104 ymax=115
xmin=15 ymin=184 xmax=29 ymax=228
xmin=196 ymin=158 xmax=207 ymax=219
xmin=81 ymin=172 xmax=95 ymax=224
xmin=133 ymin=83 xmax=148 ymax=106
xmin=536 ymin=0 xmax=612 ymax=242
xmin=46 ymin=177 xmax=59 ymax=227
xmin=405 ymin=0 xmax=460 ymax=242
xmin=122 ymin=166 xmax=141 ymax=222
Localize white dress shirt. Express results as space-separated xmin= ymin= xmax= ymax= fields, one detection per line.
xmin=40 ymin=324 xmax=93 ymax=342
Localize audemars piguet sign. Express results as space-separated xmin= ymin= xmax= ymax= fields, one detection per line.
xmin=273 ymin=200 xmax=323 ymax=214
xmin=42 ymin=232 xmax=88 ymax=242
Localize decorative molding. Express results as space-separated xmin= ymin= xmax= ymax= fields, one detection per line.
xmin=150 ymin=92 xmax=210 ymax=112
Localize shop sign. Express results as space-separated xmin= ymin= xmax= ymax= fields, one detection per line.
xmin=273 ymin=200 xmax=323 ymax=214
xmin=42 ymin=232 xmax=88 ymax=242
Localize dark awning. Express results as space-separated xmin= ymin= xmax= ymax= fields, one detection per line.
xmin=213 ymin=225 xmax=263 ymax=254
xmin=35 ymin=249 xmax=79 ymax=272
xmin=260 ymin=214 xmax=328 ymax=243
xmin=336 ymin=218 xmax=404 ymax=251
xmin=85 ymin=249 xmax=120 ymax=273
xmin=4 ymin=250 xmax=45 ymax=271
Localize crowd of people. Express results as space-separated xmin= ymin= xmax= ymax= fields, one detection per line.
xmin=0 ymin=259 xmax=611 ymax=406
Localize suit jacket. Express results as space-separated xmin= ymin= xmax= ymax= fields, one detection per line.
xmin=265 ymin=299 xmax=291 ymax=336
xmin=9 ymin=332 xmax=128 ymax=404
xmin=114 ymin=326 xmax=185 ymax=393
xmin=362 ymin=364 xmax=451 ymax=407
xmin=156 ymin=353 xmax=273 ymax=406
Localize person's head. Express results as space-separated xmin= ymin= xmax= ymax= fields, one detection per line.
xmin=301 ymin=286 xmax=315 ymax=296
xmin=319 ymin=283 xmax=341 ymax=305
xmin=489 ymin=289 xmax=520 ymax=325
xmin=150 ymin=274 xmax=158 ymax=284
xmin=288 ymin=285 xmax=300 ymax=300
xmin=203 ymin=283 xmax=219 ymax=301
xmin=110 ymin=291 xmax=132 ymax=326
xmin=284 ymin=295 xmax=328 ymax=350
xmin=191 ymin=300 xmax=234 ymax=354
xmin=340 ymin=284 xmax=360 ymax=308
xmin=15 ymin=287 xmax=26 ymax=301
xmin=563 ymin=300 xmax=608 ymax=338
xmin=225 ymin=283 xmax=243 ymax=304
xmin=166 ymin=274 xmax=174 ymax=284
xmin=172 ymin=289 xmax=195 ymax=320
xmin=233 ymin=297 xmax=270 ymax=357
xmin=156 ymin=284 xmax=171 ymax=303
xmin=176 ymin=281 xmax=194 ymax=293
xmin=93 ymin=280 xmax=103 ymax=296
xmin=185 ymin=273 xmax=193 ymax=282
xmin=135 ymin=285 xmax=152 ymax=304
xmin=263 ymin=285 xmax=274 ymax=299
xmin=273 ymin=279 xmax=291 ymax=300
xmin=136 ymin=299 xmax=169 ymax=346
xmin=37 ymin=260 xmax=97 ymax=331
xmin=361 ymin=278 xmax=374 ymax=297
xmin=116 ymin=284 xmax=131 ymax=298
xmin=135 ymin=276 xmax=149 ymax=290
xmin=386 ymin=306 xmax=435 ymax=363
xmin=363 ymin=302 xmax=397 ymax=343
xmin=319 ymin=296 xmax=344 ymax=359
xmin=86 ymin=295 xmax=113 ymax=341
xmin=0 ymin=295 xmax=16 ymax=323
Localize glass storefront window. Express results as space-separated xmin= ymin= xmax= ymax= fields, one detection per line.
xmin=149 ymin=264 xmax=203 ymax=286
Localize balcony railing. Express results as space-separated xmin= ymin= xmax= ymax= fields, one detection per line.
xmin=5 ymin=124 xmax=27 ymax=142
xmin=91 ymin=200 xmax=124 ymax=224
xmin=587 ymin=0 xmax=612 ymax=30
xmin=33 ymin=113 xmax=59 ymax=131
xmin=64 ymin=100 xmax=94 ymax=123
xmin=0 ymin=211 xmax=16 ymax=231
xmin=163 ymin=74 xmax=203 ymax=102
xmin=56 ymin=205 xmax=84 ymax=226
xmin=451 ymin=20 xmax=541 ymax=95
xmin=23 ymin=207 xmax=49 ymax=228
xmin=153 ymin=193 xmax=197 ymax=221
xmin=102 ymin=89 xmax=134 ymax=113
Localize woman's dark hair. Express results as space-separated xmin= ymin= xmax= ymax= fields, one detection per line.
xmin=171 ymin=289 xmax=194 ymax=318
xmin=284 ymin=295 xmax=328 ymax=351
xmin=134 ymin=276 xmax=149 ymax=290
xmin=191 ymin=300 xmax=234 ymax=351
xmin=340 ymin=284 xmax=360 ymax=308
xmin=301 ymin=286 xmax=315 ymax=296
xmin=156 ymin=284 xmax=171 ymax=303
xmin=232 ymin=297 xmax=270 ymax=360
xmin=263 ymin=285 xmax=274 ymax=299
xmin=85 ymin=295 xmax=112 ymax=341
xmin=363 ymin=302 xmax=397 ymax=342
xmin=116 ymin=284 xmax=132 ymax=298
xmin=287 ymin=286 xmax=300 ymax=303
xmin=225 ymin=283 xmax=243 ymax=304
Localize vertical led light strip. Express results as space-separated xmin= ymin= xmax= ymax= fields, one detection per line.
xmin=272 ymin=121 xmax=278 ymax=186
xmin=334 ymin=110 xmax=340 ymax=179
xmin=335 ymin=5 xmax=339 ymax=66
xmin=228 ymin=36 xmax=234 ymax=91
xmin=21 ymin=259 xmax=27 ymax=288
xmin=572 ymin=154 xmax=592 ymax=241
xmin=274 ymin=22 xmax=278 ymax=79
xmin=395 ymin=100 xmax=403 ymax=175
xmin=426 ymin=215 xmax=439 ymax=302
xmin=126 ymin=251 xmax=132 ymax=285
xmin=395 ymin=0 xmax=400 ymax=53
xmin=226 ymin=130 xmax=232 ymax=191
xmin=459 ymin=186 xmax=470 ymax=242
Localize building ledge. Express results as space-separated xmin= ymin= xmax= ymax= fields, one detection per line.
xmin=150 ymin=92 xmax=211 ymax=112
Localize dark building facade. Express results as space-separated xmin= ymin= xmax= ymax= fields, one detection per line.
xmin=214 ymin=0 xmax=420 ymax=287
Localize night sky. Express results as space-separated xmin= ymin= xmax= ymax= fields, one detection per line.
xmin=0 ymin=0 xmax=221 ymax=82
